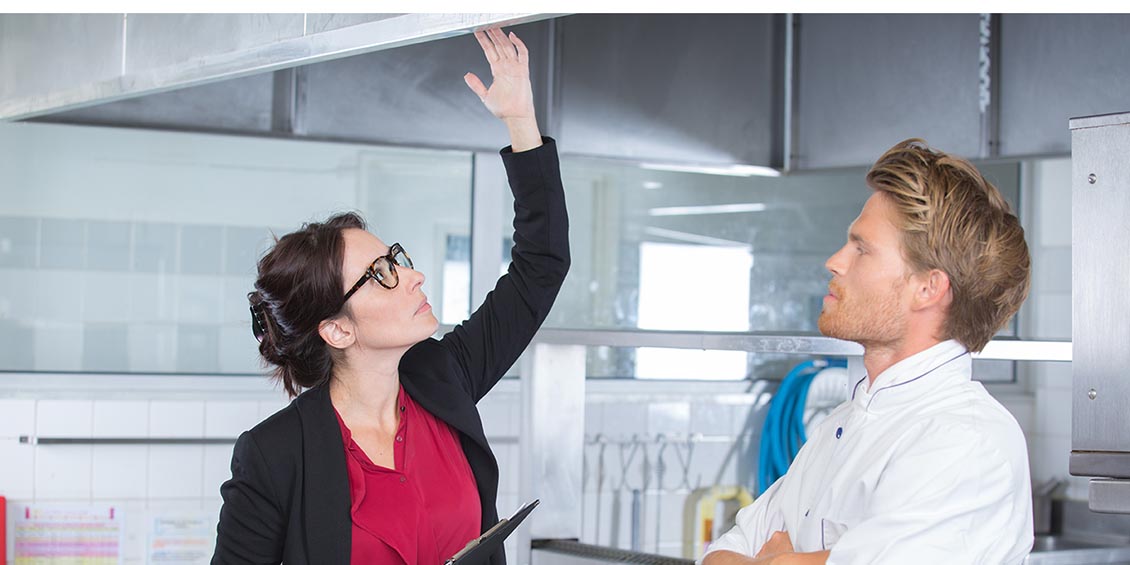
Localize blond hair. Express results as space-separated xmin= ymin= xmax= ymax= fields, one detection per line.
xmin=866 ymin=139 xmax=1031 ymax=352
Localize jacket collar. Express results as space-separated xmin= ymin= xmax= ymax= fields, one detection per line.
xmin=399 ymin=342 xmax=491 ymax=453
xmin=851 ymin=339 xmax=971 ymax=415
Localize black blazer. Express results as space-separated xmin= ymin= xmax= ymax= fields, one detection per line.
xmin=211 ymin=139 xmax=570 ymax=565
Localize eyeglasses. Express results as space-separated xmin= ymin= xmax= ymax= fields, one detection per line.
xmin=343 ymin=243 xmax=413 ymax=302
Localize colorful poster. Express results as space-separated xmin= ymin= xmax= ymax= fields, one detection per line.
xmin=147 ymin=514 xmax=213 ymax=564
xmin=14 ymin=505 xmax=121 ymax=564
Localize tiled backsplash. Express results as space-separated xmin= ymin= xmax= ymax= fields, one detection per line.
xmin=0 ymin=370 xmax=1061 ymax=562
xmin=0 ymin=217 xmax=272 ymax=374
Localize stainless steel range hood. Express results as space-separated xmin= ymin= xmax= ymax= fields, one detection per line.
xmin=0 ymin=13 xmax=557 ymax=121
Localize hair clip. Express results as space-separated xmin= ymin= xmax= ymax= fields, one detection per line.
xmin=250 ymin=303 xmax=267 ymax=342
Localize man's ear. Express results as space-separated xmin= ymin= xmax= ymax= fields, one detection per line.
xmin=911 ymin=268 xmax=952 ymax=312
xmin=318 ymin=317 xmax=354 ymax=350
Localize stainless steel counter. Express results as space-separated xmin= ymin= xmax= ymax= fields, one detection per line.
xmin=1025 ymin=535 xmax=1130 ymax=565
xmin=528 ymin=537 xmax=1130 ymax=565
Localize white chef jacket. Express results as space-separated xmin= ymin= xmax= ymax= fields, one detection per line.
xmin=702 ymin=340 xmax=1033 ymax=565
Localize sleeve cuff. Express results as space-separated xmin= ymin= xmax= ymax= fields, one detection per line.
xmin=500 ymin=136 xmax=556 ymax=156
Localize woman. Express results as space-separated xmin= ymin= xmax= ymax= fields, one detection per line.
xmin=212 ymin=27 xmax=569 ymax=565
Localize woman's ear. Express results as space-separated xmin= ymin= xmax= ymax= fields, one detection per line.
xmin=318 ymin=317 xmax=354 ymax=350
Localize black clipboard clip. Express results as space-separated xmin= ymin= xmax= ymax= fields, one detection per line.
xmin=444 ymin=499 xmax=539 ymax=564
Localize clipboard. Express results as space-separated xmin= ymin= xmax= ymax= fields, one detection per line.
xmin=444 ymin=499 xmax=539 ymax=564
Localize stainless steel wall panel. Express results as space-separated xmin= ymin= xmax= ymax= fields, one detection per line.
xmin=0 ymin=15 xmax=123 ymax=101
xmin=794 ymin=14 xmax=982 ymax=170
xmin=300 ymin=21 xmax=551 ymax=150
xmin=123 ymin=15 xmax=306 ymax=75
xmin=43 ymin=74 xmax=275 ymax=132
xmin=999 ymin=15 xmax=1130 ymax=158
xmin=1070 ymin=112 xmax=1130 ymax=463
xmin=556 ymin=14 xmax=780 ymax=167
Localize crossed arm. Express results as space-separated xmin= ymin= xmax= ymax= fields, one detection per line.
xmin=703 ymin=531 xmax=830 ymax=565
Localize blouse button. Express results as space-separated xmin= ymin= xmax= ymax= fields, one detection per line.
xmin=400 ymin=476 xmax=407 ymax=483
xmin=396 ymin=435 xmax=403 ymax=442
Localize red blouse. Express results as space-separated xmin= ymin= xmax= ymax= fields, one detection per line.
xmin=333 ymin=385 xmax=481 ymax=564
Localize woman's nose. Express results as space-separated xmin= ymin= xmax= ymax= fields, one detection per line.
xmin=406 ymin=267 xmax=425 ymax=292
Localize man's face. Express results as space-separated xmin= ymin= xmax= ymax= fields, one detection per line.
xmin=818 ymin=192 xmax=914 ymax=347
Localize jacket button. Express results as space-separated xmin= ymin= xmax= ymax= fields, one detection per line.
xmin=835 ymin=427 xmax=843 ymax=439
xmin=396 ymin=435 xmax=403 ymax=442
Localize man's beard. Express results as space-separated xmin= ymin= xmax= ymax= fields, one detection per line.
xmin=817 ymin=278 xmax=907 ymax=348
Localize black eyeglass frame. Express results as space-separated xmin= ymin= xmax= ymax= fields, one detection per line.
xmin=342 ymin=243 xmax=413 ymax=302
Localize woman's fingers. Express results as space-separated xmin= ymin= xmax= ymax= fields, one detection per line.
xmin=511 ymin=32 xmax=529 ymax=64
xmin=463 ymin=72 xmax=488 ymax=99
xmin=474 ymin=30 xmax=499 ymax=63
xmin=488 ymin=27 xmax=517 ymax=60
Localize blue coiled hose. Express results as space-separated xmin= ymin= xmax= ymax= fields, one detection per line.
xmin=757 ymin=358 xmax=848 ymax=495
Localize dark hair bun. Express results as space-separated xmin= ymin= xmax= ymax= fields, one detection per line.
xmin=249 ymin=212 xmax=366 ymax=396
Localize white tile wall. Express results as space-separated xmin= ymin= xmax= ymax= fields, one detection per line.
xmin=257 ymin=397 xmax=291 ymax=421
xmin=0 ymin=398 xmax=35 ymax=438
xmin=647 ymin=402 xmax=690 ymax=436
xmin=0 ymin=442 xmax=35 ymax=499
xmin=202 ymin=444 xmax=235 ymax=500
xmin=0 ymin=400 xmax=37 ymax=499
xmin=92 ymin=446 xmax=147 ymax=499
xmin=149 ymin=401 xmax=204 ymax=438
xmin=204 ymin=401 xmax=260 ymax=438
xmin=584 ymin=399 xmax=604 ymax=435
xmin=495 ymin=443 xmax=520 ymax=496
xmin=600 ymin=402 xmax=648 ymax=439
xmin=148 ymin=446 xmax=204 ymax=499
xmin=93 ymin=400 xmax=149 ymax=438
xmin=3 ymin=375 xmax=1061 ymax=561
xmin=37 ymin=400 xmax=93 ymax=437
xmin=479 ymin=392 xmax=518 ymax=437
xmin=113 ymin=500 xmax=150 ymax=565
xmin=35 ymin=445 xmax=93 ymax=499
xmin=689 ymin=401 xmax=732 ymax=435
xmin=1035 ymin=388 xmax=1072 ymax=437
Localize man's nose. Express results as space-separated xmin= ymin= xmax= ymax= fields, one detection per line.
xmin=825 ymin=246 xmax=847 ymax=276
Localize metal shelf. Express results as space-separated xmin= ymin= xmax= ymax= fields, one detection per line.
xmin=446 ymin=325 xmax=1071 ymax=362
xmin=19 ymin=436 xmax=236 ymax=445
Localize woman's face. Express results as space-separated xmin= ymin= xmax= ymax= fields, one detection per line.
xmin=335 ymin=227 xmax=439 ymax=353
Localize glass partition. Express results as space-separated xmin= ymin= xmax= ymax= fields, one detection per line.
xmin=515 ymin=155 xmax=1021 ymax=380
xmin=0 ymin=122 xmax=472 ymax=374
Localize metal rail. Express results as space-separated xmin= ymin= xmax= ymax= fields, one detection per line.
xmin=438 ymin=325 xmax=1072 ymax=362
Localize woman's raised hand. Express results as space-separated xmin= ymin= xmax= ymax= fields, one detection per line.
xmin=464 ymin=28 xmax=542 ymax=151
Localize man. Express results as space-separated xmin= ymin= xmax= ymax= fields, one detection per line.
xmin=702 ymin=139 xmax=1033 ymax=565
